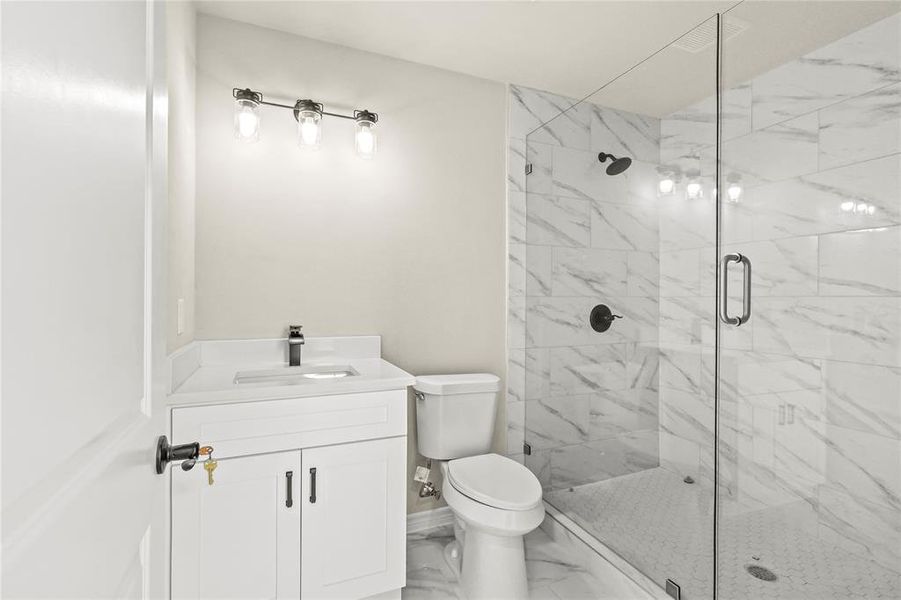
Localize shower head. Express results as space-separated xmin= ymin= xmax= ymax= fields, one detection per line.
xmin=598 ymin=152 xmax=632 ymax=176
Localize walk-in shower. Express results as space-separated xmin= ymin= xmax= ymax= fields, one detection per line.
xmin=508 ymin=3 xmax=901 ymax=599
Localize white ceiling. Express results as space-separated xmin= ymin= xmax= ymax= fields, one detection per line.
xmin=197 ymin=1 xmax=901 ymax=115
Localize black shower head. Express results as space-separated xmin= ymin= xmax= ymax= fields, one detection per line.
xmin=598 ymin=152 xmax=632 ymax=176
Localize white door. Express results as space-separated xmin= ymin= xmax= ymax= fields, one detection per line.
xmin=301 ymin=438 xmax=406 ymax=599
xmin=171 ymin=451 xmax=302 ymax=600
xmin=1 ymin=1 xmax=169 ymax=598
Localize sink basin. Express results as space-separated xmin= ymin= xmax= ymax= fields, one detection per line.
xmin=234 ymin=365 xmax=359 ymax=386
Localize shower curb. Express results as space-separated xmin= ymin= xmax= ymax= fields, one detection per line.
xmin=541 ymin=502 xmax=669 ymax=600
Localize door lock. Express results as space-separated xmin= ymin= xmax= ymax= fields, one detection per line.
xmin=155 ymin=435 xmax=200 ymax=474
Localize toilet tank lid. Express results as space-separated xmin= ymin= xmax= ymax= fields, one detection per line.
xmin=414 ymin=373 xmax=500 ymax=395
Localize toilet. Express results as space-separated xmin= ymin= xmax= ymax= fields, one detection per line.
xmin=414 ymin=374 xmax=545 ymax=600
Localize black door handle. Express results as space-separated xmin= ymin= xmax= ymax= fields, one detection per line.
xmin=286 ymin=471 xmax=294 ymax=508
xmin=155 ymin=435 xmax=200 ymax=474
xmin=309 ymin=467 xmax=317 ymax=503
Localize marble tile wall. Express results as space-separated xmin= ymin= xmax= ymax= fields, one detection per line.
xmin=507 ymin=84 xmax=662 ymax=491
xmin=508 ymin=11 xmax=900 ymax=577
xmin=657 ymin=12 xmax=901 ymax=574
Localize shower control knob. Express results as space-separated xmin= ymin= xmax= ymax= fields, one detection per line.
xmin=590 ymin=304 xmax=622 ymax=333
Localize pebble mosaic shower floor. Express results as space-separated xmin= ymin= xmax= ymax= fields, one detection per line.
xmin=545 ymin=467 xmax=901 ymax=600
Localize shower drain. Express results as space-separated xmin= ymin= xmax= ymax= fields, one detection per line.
xmin=745 ymin=565 xmax=778 ymax=582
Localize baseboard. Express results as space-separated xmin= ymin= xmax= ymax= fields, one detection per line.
xmin=407 ymin=506 xmax=454 ymax=533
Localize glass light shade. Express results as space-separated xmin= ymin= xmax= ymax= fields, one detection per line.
xmin=355 ymin=119 xmax=377 ymax=159
xmin=658 ymin=177 xmax=675 ymax=196
xmin=297 ymin=110 xmax=322 ymax=150
xmin=726 ymin=183 xmax=743 ymax=203
xmin=840 ymin=201 xmax=855 ymax=212
xmin=234 ymin=98 xmax=260 ymax=142
xmin=686 ymin=181 xmax=703 ymax=200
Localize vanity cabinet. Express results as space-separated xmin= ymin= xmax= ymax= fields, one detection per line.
xmin=171 ymin=451 xmax=302 ymax=600
xmin=301 ymin=438 xmax=406 ymax=599
xmin=169 ymin=389 xmax=407 ymax=600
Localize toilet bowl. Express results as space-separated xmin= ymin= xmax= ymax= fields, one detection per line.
xmin=441 ymin=454 xmax=544 ymax=599
xmin=413 ymin=374 xmax=545 ymax=599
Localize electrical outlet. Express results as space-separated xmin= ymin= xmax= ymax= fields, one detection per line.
xmin=177 ymin=298 xmax=186 ymax=335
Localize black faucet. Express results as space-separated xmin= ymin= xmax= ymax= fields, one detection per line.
xmin=288 ymin=325 xmax=305 ymax=366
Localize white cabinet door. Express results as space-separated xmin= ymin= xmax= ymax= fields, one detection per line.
xmin=301 ymin=437 xmax=406 ymax=599
xmin=172 ymin=451 xmax=302 ymax=599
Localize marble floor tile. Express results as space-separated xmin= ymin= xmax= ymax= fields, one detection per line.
xmin=402 ymin=524 xmax=610 ymax=600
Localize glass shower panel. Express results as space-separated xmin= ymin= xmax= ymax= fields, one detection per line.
xmin=521 ymin=16 xmax=719 ymax=598
xmin=718 ymin=3 xmax=901 ymax=599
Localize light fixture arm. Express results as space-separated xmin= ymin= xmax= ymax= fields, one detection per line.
xmin=232 ymin=87 xmax=378 ymax=123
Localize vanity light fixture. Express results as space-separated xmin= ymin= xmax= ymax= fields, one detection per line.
xmin=840 ymin=201 xmax=875 ymax=215
xmin=657 ymin=169 xmax=677 ymax=198
xmin=726 ymin=174 xmax=743 ymax=203
xmin=354 ymin=110 xmax=378 ymax=159
xmin=295 ymin=99 xmax=323 ymax=151
xmin=233 ymin=88 xmax=262 ymax=142
xmin=232 ymin=87 xmax=379 ymax=157
xmin=685 ymin=179 xmax=703 ymax=200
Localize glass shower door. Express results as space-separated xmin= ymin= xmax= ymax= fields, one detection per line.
xmin=717 ymin=4 xmax=901 ymax=599
xmin=518 ymin=16 xmax=720 ymax=599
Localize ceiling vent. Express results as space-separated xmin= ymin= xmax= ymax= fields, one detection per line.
xmin=672 ymin=17 xmax=748 ymax=53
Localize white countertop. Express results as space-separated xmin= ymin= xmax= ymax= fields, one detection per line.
xmin=167 ymin=336 xmax=415 ymax=407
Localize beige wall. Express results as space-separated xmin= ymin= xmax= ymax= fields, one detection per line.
xmin=194 ymin=15 xmax=508 ymax=513
xmin=167 ymin=2 xmax=196 ymax=353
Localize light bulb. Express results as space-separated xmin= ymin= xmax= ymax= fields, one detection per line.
xmin=354 ymin=111 xmax=378 ymax=159
xmin=658 ymin=177 xmax=675 ymax=196
xmin=727 ymin=183 xmax=742 ymax=203
xmin=233 ymin=93 xmax=261 ymax=143
xmin=841 ymin=201 xmax=855 ymax=212
xmin=297 ymin=111 xmax=321 ymax=150
xmin=868 ymin=205 xmax=876 ymax=215
xmin=686 ymin=181 xmax=703 ymax=200
xmin=856 ymin=202 xmax=868 ymax=214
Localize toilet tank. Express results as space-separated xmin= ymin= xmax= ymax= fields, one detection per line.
xmin=413 ymin=374 xmax=500 ymax=460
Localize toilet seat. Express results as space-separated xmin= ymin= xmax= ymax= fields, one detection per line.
xmin=446 ymin=453 xmax=542 ymax=511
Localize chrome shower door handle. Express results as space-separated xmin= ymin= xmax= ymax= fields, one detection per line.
xmin=739 ymin=253 xmax=752 ymax=325
xmin=719 ymin=253 xmax=752 ymax=326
